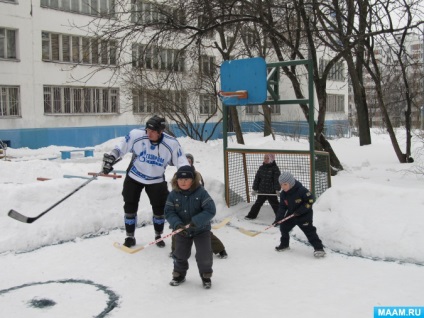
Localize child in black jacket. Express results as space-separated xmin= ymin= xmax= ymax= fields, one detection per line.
xmin=245 ymin=154 xmax=281 ymax=220
xmin=274 ymin=171 xmax=325 ymax=258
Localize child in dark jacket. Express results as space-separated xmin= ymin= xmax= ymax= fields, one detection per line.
xmin=245 ymin=154 xmax=281 ymax=220
xmin=165 ymin=165 xmax=217 ymax=288
xmin=274 ymin=171 xmax=325 ymax=258
xmin=169 ymin=153 xmax=228 ymax=259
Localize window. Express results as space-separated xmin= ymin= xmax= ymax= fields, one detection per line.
xmin=327 ymin=94 xmax=345 ymax=113
xmin=100 ymin=40 xmax=108 ymax=64
xmin=82 ymin=37 xmax=91 ymax=63
xmin=132 ymin=43 xmax=185 ymax=72
xmin=245 ymin=105 xmax=259 ymax=115
xmin=0 ymin=28 xmax=17 ymax=60
xmin=42 ymin=32 xmax=117 ymax=66
xmin=246 ymin=104 xmax=279 ymax=115
xmin=51 ymin=33 xmax=60 ymax=61
xmin=131 ymin=0 xmax=184 ymax=25
xmin=62 ymin=35 xmax=71 ymax=62
xmin=133 ymin=89 xmax=186 ymax=114
xmin=197 ymin=15 xmax=214 ymax=38
xmin=242 ymin=29 xmax=257 ymax=46
xmin=268 ymin=104 xmax=280 ymax=114
xmin=72 ymin=36 xmax=80 ymax=62
xmin=70 ymin=0 xmax=80 ymax=12
xmin=319 ymin=59 xmax=345 ymax=81
xmin=133 ymin=89 xmax=152 ymax=114
xmin=43 ymin=86 xmax=119 ymax=114
xmin=199 ymin=94 xmax=216 ymax=115
xmin=170 ymin=90 xmax=188 ymax=113
xmin=109 ymin=40 xmax=117 ymax=65
xmin=41 ymin=0 xmax=115 ymax=17
xmin=0 ymin=86 xmax=20 ymax=117
xmin=199 ymin=55 xmax=215 ymax=75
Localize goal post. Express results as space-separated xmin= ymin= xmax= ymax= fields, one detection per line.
xmin=224 ymin=149 xmax=331 ymax=207
xmin=220 ymin=58 xmax=331 ymax=207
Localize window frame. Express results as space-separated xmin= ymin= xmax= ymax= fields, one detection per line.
xmin=0 ymin=27 xmax=17 ymax=60
xmin=43 ymin=85 xmax=120 ymax=115
xmin=132 ymin=43 xmax=185 ymax=72
xmin=199 ymin=55 xmax=215 ymax=76
xmin=42 ymin=31 xmax=117 ymax=66
xmin=0 ymin=86 xmax=20 ymax=117
xmin=326 ymin=94 xmax=345 ymax=113
xmin=319 ymin=59 xmax=345 ymax=82
xmin=199 ymin=93 xmax=216 ymax=115
xmin=40 ymin=0 xmax=115 ymax=18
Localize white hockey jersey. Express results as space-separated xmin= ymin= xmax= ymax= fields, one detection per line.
xmin=113 ymin=129 xmax=189 ymax=184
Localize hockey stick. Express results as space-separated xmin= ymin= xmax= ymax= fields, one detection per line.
xmin=212 ymin=217 xmax=231 ymax=229
xmin=114 ymin=224 xmax=191 ymax=254
xmin=256 ymin=193 xmax=279 ymax=196
xmin=8 ymin=158 xmax=122 ymax=224
xmin=239 ymin=214 xmax=295 ymax=237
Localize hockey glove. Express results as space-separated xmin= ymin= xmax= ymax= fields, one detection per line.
xmin=273 ymin=219 xmax=282 ymax=227
xmin=102 ymin=153 xmax=116 ymax=174
xmin=176 ymin=224 xmax=189 ymax=237
xmin=251 ymin=190 xmax=258 ymax=196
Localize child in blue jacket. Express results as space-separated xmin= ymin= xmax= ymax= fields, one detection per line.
xmin=274 ymin=171 xmax=325 ymax=258
xmin=165 ymin=165 xmax=216 ymax=288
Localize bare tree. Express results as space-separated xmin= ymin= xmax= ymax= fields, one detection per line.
xmin=359 ymin=0 xmax=423 ymax=162
xmin=75 ymin=0 xmax=423 ymax=167
xmin=306 ymin=0 xmax=423 ymax=163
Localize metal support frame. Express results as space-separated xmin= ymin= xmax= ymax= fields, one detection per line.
xmin=223 ymin=59 xmax=316 ymax=202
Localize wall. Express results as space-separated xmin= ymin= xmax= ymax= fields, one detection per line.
xmin=0 ymin=119 xmax=350 ymax=149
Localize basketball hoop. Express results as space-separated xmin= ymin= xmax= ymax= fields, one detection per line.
xmin=217 ymin=90 xmax=248 ymax=105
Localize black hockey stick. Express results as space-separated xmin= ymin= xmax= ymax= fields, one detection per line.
xmin=8 ymin=158 xmax=122 ymax=224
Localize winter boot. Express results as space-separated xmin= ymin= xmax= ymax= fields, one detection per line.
xmin=201 ymin=273 xmax=212 ymax=289
xmin=314 ymin=249 xmax=326 ymax=258
xmin=275 ymin=244 xmax=290 ymax=252
xmin=155 ymin=235 xmax=165 ymax=248
xmin=123 ymin=236 xmax=136 ymax=248
xmin=202 ymin=278 xmax=212 ymax=289
xmin=169 ymin=272 xmax=186 ymax=286
xmin=217 ymin=250 xmax=228 ymax=259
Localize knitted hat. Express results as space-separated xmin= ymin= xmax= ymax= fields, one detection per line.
xmin=176 ymin=165 xmax=195 ymax=179
xmin=266 ymin=153 xmax=275 ymax=163
xmin=278 ymin=171 xmax=295 ymax=188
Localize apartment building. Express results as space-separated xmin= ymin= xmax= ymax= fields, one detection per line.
xmin=1 ymin=0 xmax=349 ymax=148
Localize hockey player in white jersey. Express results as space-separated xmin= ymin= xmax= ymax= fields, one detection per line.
xmin=102 ymin=115 xmax=189 ymax=248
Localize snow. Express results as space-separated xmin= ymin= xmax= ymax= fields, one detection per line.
xmin=0 ymin=129 xmax=423 ymax=318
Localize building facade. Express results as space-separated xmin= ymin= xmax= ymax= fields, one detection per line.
xmin=1 ymin=0 xmax=349 ymax=149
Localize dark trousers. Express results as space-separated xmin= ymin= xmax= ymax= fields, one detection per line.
xmin=246 ymin=195 xmax=279 ymax=219
xmin=122 ymin=176 xmax=169 ymax=235
xmin=171 ymin=231 xmax=225 ymax=254
xmin=173 ymin=231 xmax=213 ymax=277
xmin=278 ymin=212 xmax=324 ymax=250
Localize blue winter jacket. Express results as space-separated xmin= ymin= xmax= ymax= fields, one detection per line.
xmin=276 ymin=180 xmax=315 ymax=220
xmin=165 ymin=172 xmax=216 ymax=236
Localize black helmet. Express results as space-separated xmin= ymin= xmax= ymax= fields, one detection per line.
xmin=146 ymin=115 xmax=166 ymax=132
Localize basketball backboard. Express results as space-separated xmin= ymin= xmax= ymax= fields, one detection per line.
xmin=220 ymin=57 xmax=267 ymax=106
